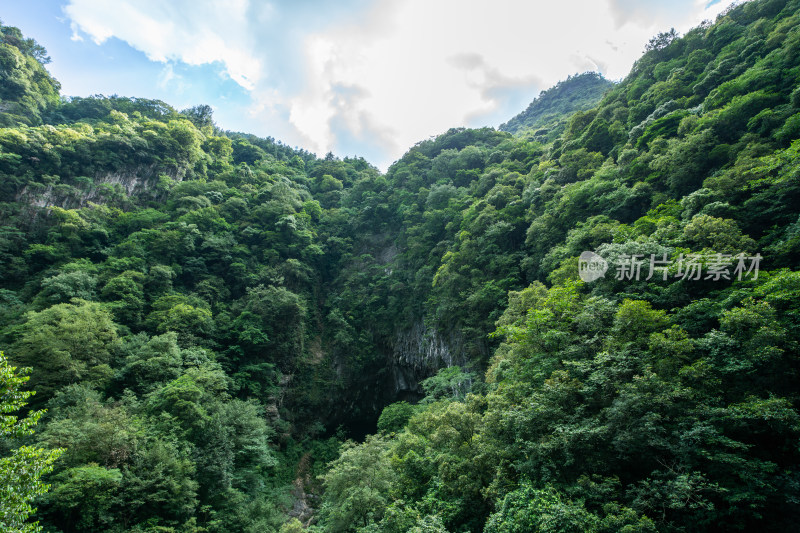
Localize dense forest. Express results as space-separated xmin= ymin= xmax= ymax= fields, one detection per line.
xmin=499 ymin=72 xmax=613 ymax=140
xmin=1 ymin=0 xmax=800 ymax=531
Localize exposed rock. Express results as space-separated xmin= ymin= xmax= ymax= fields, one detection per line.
xmin=288 ymin=453 xmax=316 ymax=527
xmin=14 ymin=165 xmax=184 ymax=210
xmin=390 ymin=320 xmax=467 ymax=396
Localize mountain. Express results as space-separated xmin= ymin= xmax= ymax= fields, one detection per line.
xmin=0 ymin=20 xmax=60 ymax=126
xmin=1 ymin=0 xmax=800 ymax=531
xmin=499 ymin=71 xmax=614 ymax=139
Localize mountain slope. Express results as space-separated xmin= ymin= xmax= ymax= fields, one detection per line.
xmin=499 ymin=71 xmax=613 ymax=139
xmin=314 ymin=0 xmax=800 ymax=531
xmin=0 ymin=21 xmax=60 ymax=126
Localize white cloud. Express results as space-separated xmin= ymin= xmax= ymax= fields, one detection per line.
xmin=606 ymin=0 xmax=725 ymax=28
xmin=156 ymin=63 xmax=189 ymax=95
xmin=283 ymin=0 xmax=731 ymax=167
xmin=63 ymin=0 xmax=734 ymax=170
xmin=156 ymin=63 xmax=176 ymax=89
xmin=64 ymin=0 xmax=263 ymax=90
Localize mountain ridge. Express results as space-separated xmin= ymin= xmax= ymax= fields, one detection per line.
xmin=499 ymin=71 xmax=614 ymax=139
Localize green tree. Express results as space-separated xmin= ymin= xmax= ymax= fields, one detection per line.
xmin=0 ymin=351 xmax=63 ymax=533
xmin=41 ymin=464 xmax=122 ymax=532
xmin=377 ymin=401 xmax=417 ymax=434
xmin=485 ymin=484 xmax=599 ymax=533
xmin=318 ymin=435 xmax=395 ymax=532
xmin=11 ymin=301 xmax=118 ymax=401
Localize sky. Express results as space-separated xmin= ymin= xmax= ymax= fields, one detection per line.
xmin=2 ymin=0 xmax=735 ymax=170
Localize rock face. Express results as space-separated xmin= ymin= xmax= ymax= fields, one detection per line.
xmin=390 ymin=320 xmax=466 ymax=398
xmin=288 ymin=453 xmax=316 ymax=527
xmin=313 ymin=318 xmax=467 ymax=437
xmin=14 ymin=165 xmax=183 ymax=210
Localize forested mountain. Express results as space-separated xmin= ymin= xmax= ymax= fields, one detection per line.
xmin=499 ymin=72 xmax=614 ymax=139
xmin=1 ymin=0 xmax=800 ymax=531
xmin=0 ymin=21 xmax=60 ymax=127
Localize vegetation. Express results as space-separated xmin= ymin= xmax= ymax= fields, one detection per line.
xmin=0 ymin=352 xmax=63 ymax=532
xmin=499 ymin=72 xmax=614 ymax=141
xmin=1 ymin=0 xmax=800 ymax=530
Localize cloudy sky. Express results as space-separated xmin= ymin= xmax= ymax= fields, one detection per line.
xmin=5 ymin=0 xmax=734 ymax=170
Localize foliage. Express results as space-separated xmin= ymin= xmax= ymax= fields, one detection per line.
xmin=0 ymin=351 xmax=63 ymax=533
xmin=0 ymin=21 xmax=60 ymax=126
xmin=500 ymin=73 xmax=614 ymax=140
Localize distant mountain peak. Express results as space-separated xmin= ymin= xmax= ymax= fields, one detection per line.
xmin=500 ymin=72 xmax=614 ymax=138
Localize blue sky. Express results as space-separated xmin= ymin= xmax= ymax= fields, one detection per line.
xmin=2 ymin=0 xmax=735 ymax=170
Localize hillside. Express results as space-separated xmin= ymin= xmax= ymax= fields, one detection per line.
xmin=499 ymin=71 xmax=614 ymax=139
xmin=0 ymin=20 xmax=60 ymax=126
xmin=1 ymin=0 xmax=800 ymax=531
